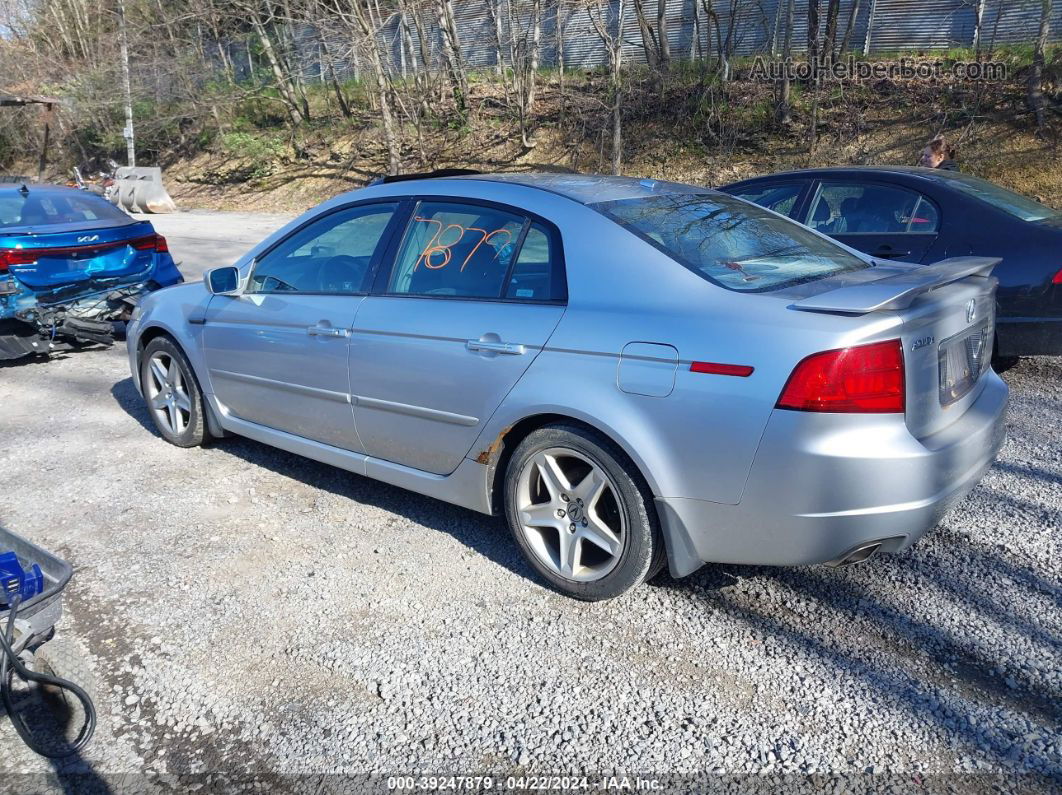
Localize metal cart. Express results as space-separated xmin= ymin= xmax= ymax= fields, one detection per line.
xmin=1 ymin=527 xmax=96 ymax=757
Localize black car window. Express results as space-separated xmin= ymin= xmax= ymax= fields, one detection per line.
xmin=808 ymin=183 xmax=939 ymax=235
xmin=248 ymin=202 xmax=399 ymax=294
xmin=730 ymin=182 xmax=806 ymax=217
xmin=388 ymin=201 xmax=526 ymax=299
xmin=941 ymin=174 xmax=1059 ymax=222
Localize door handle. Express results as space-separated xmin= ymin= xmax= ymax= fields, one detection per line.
xmin=308 ymin=325 xmax=349 ymax=338
xmin=466 ymin=339 xmax=526 ymax=355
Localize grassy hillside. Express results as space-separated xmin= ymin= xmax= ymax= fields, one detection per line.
xmin=98 ymin=50 xmax=1062 ymax=212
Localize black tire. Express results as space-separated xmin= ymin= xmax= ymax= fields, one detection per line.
xmin=503 ymin=423 xmax=666 ymax=601
xmin=28 ymin=635 xmax=97 ymax=752
xmin=991 ymin=353 xmax=1020 ymax=374
xmin=140 ymin=335 xmax=207 ymax=447
xmin=991 ymin=336 xmax=1020 ymax=374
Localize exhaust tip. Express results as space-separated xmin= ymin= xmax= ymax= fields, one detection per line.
xmin=829 ymin=542 xmax=883 ymax=567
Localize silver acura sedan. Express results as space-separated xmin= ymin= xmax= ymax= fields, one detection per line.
xmin=127 ymin=173 xmax=1007 ymax=600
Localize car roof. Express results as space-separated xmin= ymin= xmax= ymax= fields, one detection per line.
xmin=0 ymin=184 xmax=86 ymax=197
xmin=419 ymin=173 xmax=711 ymax=205
xmin=724 ymin=165 xmax=977 ymax=187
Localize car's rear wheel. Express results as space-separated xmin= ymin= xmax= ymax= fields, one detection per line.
xmin=504 ymin=424 xmax=665 ymax=601
xmin=140 ymin=336 xmax=206 ymax=447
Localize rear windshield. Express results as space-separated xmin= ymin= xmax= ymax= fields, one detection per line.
xmin=592 ymin=192 xmax=868 ymax=292
xmin=0 ymin=191 xmax=131 ymax=229
xmin=943 ymin=174 xmax=1058 ymax=222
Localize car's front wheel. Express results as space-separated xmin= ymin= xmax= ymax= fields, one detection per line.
xmin=504 ymin=424 xmax=665 ymax=601
xmin=140 ymin=336 xmax=206 ymax=447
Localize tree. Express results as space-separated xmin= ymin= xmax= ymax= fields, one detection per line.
xmin=774 ymin=0 xmax=795 ymax=126
xmin=587 ymin=0 xmax=625 ymax=175
xmin=240 ymin=0 xmax=309 ymax=127
xmin=807 ymin=0 xmax=822 ymax=154
xmin=838 ymin=0 xmax=861 ymax=57
xmin=807 ymin=0 xmax=820 ymax=66
xmin=822 ymin=0 xmax=841 ymax=64
xmin=1028 ymin=0 xmax=1052 ymax=131
xmin=632 ymin=0 xmax=660 ymax=70
xmin=436 ymin=0 xmax=469 ymax=115
xmin=656 ymin=0 xmax=671 ymax=70
xmin=321 ymin=0 xmax=401 ymax=174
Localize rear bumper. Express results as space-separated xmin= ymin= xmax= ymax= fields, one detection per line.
xmin=153 ymin=253 xmax=184 ymax=288
xmin=0 ymin=319 xmax=44 ymax=360
xmin=995 ymin=317 xmax=1062 ymax=357
xmin=658 ymin=372 xmax=1008 ymax=577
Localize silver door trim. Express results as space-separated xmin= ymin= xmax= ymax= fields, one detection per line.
xmin=352 ymin=394 xmax=479 ymax=426
xmin=209 ymin=368 xmax=351 ymax=404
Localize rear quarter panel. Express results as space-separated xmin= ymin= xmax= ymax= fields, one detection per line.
xmin=468 ymin=198 xmax=902 ymax=505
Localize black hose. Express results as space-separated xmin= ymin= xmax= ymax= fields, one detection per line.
xmin=0 ymin=594 xmax=96 ymax=757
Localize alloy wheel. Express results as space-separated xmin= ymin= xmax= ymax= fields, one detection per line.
xmin=145 ymin=351 xmax=192 ymax=436
xmin=515 ymin=447 xmax=627 ymax=582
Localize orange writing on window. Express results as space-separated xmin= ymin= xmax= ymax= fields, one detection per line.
xmin=411 ymin=217 xmax=514 ymax=272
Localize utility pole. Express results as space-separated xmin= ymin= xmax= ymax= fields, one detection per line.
xmin=118 ymin=0 xmax=136 ymax=166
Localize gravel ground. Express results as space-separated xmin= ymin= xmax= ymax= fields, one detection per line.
xmin=0 ymin=211 xmax=1059 ymax=792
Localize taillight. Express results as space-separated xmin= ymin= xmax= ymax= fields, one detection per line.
xmin=777 ymin=339 xmax=905 ymax=413
xmin=130 ymin=234 xmax=159 ymax=251
xmin=1052 ymin=267 xmax=1062 ymax=285
xmin=0 ymin=248 xmax=38 ymax=273
xmin=155 ymin=235 xmax=169 ymax=253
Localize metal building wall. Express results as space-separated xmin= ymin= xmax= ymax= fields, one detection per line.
xmin=979 ymin=0 xmax=1062 ymax=47
xmin=283 ymin=1 xmax=1058 ymax=81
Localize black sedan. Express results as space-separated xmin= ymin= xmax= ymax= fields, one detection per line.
xmin=721 ymin=166 xmax=1062 ymax=358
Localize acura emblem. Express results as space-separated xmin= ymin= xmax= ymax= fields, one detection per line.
xmin=966 ymin=300 xmax=977 ymax=324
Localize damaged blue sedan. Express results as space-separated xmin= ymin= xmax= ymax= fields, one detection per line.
xmin=0 ymin=184 xmax=182 ymax=360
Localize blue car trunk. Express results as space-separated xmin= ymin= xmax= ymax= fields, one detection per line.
xmin=1 ymin=219 xmax=159 ymax=291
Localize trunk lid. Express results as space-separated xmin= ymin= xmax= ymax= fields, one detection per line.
xmin=790 ymin=257 xmax=1000 ymax=439
xmin=0 ymin=220 xmax=158 ymax=291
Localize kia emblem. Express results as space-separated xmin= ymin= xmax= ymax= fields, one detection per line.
xmin=966 ymin=300 xmax=976 ymax=324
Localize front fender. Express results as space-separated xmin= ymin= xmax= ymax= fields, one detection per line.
xmin=127 ymin=282 xmax=213 ymax=397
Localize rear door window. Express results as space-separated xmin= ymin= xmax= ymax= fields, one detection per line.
xmin=504 ymin=222 xmax=560 ymax=300
xmin=807 ymin=182 xmax=940 ymax=234
xmin=386 ymin=201 xmax=525 ymax=299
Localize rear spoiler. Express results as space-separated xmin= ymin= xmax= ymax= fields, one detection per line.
xmin=790 ymin=257 xmax=1001 ymax=315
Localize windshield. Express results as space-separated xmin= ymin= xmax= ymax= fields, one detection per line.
xmin=0 ymin=191 xmax=131 ymax=229
xmin=944 ymin=174 xmax=1059 ymax=222
xmin=592 ymin=192 xmax=869 ymax=292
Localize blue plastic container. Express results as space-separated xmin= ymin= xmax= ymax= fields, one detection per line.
xmin=0 ymin=550 xmax=44 ymax=607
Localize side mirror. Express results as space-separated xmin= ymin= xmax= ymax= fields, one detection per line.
xmin=205 ymin=266 xmax=240 ymax=295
